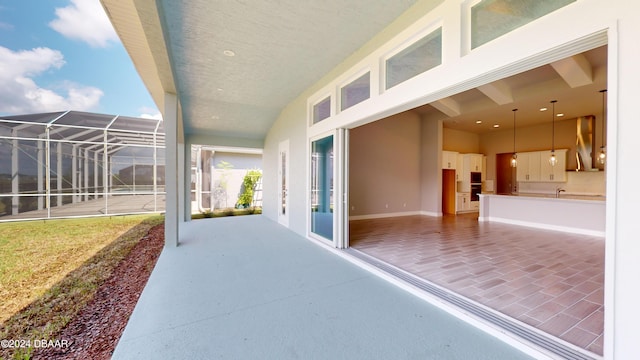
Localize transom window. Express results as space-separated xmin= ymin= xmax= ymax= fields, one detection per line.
xmin=385 ymin=28 xmax=442 ymax=90
xmin=312 ymin=96 xmax=331 ymax=124
xmin=340 ymin=72 xmax=370 ymax=111
xmin=471 ymin=0 xmax=576 ymax=49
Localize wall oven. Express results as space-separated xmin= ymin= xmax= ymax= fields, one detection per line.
xmin=470 ymin=172 xmax=481 ymax=201
xmin=471 ymin=184 xmax=482 ymax=201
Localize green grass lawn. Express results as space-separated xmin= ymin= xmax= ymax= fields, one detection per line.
xmin=0 ymin=214 xmax=164 ymax=359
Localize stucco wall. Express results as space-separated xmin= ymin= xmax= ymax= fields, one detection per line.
xmin=262 ymin=99 xmax=308 ymax=236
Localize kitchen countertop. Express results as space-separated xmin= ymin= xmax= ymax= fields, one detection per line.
xmin=486 ymin=193 xmax=605 ymax=201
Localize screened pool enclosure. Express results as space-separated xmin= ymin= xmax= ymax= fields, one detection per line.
xmin=0 ymin=111 xmax=165 ymax=221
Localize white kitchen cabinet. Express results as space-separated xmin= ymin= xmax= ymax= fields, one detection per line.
xmin=516 ymin=153 xmax=529 ymax=182
xmin=516 ymin=151 xmax=541 ymax=181
xmin=540 ymin=149 xmax=567 ymax=182
xmin=456 ymin=192 xmax=477 ymax=213
xmin=516 ymin=149 xmax=567 ymax=182
xmin=456 ymin=193 xmax=470 ymax=212
xmin=459 ymin=153 xmax=484 ymax=192
xmin=464 ymin=154 xmax=483 ymax=173
xmin=456 ymin=154 xmax=463 ymax=180
xmin=442 ymin=151 xmax=458 ymax=170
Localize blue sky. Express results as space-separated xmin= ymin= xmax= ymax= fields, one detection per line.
xmin=0 ymin=0 xmax=160 ymax=119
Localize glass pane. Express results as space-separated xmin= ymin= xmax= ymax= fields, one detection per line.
xmin=312 ymin=96 xmax=331 ymax=124
xmin=281 ymin=150 xmax=286 ymax=215
xmin=310 ymin=135 xmax=334 ymax=240
xmin=386 ymin=28 xmax=442 ymax=90
xmin=341 ymin=72 xmax=370 ymax=111
xmin=471 ymin=0 xmax=576 ymax=49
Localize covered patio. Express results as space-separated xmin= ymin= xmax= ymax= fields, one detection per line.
xmin=113 ymin=215 xmax=535 ymax=360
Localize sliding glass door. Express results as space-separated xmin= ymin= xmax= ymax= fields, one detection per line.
xmin=311 ymin=135 xmax=334 ymax=240
xmin=310 ymin=129 xmax=348 ymax=248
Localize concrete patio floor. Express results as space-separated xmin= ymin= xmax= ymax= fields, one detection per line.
xmin=113 ymin=215 xmax=535 ymax=360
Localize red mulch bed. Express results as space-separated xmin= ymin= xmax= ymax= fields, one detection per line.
xmin=33 ymin=224 xmax=165 ymax=360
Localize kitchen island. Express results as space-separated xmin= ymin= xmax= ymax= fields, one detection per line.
xmin=478 ymin=193 xmax=605 ymax=237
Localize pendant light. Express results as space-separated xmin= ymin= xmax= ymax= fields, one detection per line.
xmin=510 ymin=108 xmax=518 ymax=167
xmin=598 ymin=89 xmax=607 ymax=165
xmin=549 ymin=100 xmax=558 ymax=166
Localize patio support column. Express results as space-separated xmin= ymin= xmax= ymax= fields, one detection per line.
xmin=164 ymin=92 xmax=183 ymax=247
xmin=11 ymin=130 xmax=19 ymax=215
xmin=57 ymin=142 xmax=62 ymax=207
xmin=180 ymin=128 xmax=188 ymax=222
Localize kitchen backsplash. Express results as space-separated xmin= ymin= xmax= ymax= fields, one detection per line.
xmin=517 ymin=170 xmax=605 ymax=196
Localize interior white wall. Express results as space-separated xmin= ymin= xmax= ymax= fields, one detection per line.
xmin=443 ymin=128 xmax=480 ymax=154
xmin=420 ymin=116 xmax=442 ymax=216
xmin=348 ymin=111 xmax=422 ymax=217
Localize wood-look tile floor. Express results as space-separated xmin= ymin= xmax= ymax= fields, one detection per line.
xmin=350 ymin=214 xmax=604 ymax=355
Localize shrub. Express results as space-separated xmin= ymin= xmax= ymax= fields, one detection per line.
xmin=236 ymin=169 xmax=262 ymax=209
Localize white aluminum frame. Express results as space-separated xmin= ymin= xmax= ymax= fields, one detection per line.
xmin=0 ymin=111 xmax=166 ymax=221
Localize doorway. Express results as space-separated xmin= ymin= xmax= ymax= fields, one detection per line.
xmin=278 ymin=140 xmax=289 ymax=227
xmin=496 ymin=153 xmax=516 ymax=194
xmin=310 ymin=135 xmax=334 ymax=240
xmin=442 ymin=169 xmax=456 ymax=214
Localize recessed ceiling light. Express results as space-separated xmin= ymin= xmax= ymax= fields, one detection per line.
xmin=540 ymin=107 xmax=548 ymax=111
xmin=475 ymin=120 xmax=482 ymax=124
xmin=493 ymin=124 xmax=500 ymax=128
xmin=556 ymin=113 xmax=564 ymax=117
xmin=223 ymin=50 xmax=235 ymax=57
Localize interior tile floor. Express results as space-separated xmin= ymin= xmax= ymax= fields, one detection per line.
xmin=350 ymin=214 xmax=604 ymax=356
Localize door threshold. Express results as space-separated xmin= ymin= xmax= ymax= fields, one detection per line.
xmin=343 ymin=248 xmax=600 ymax=360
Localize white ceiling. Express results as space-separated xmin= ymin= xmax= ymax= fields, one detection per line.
xmin=415 ymin=45 xmax=608 ymax=134
xmin=155 ymin=0 xmax=435 ymax=140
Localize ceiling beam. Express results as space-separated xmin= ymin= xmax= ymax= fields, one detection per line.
xmin=430 ymin=97 xmax=461 ymax=117
xmin=550 ymin=53 xmax=593 ymax=88
xmin=477 ymin=80 xmax=513 ymax=105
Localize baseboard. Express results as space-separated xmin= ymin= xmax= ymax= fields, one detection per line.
xmin=349 ymin=211 xmax=422 ymax=221
xmin=479 ymin=216 xmax=605 ymax=237
xmin=420 ymin=210 xmax=442 ymax=217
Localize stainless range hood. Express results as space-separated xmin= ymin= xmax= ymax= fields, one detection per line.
xmin=576 ymin=115 xmax=595 ymax=171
